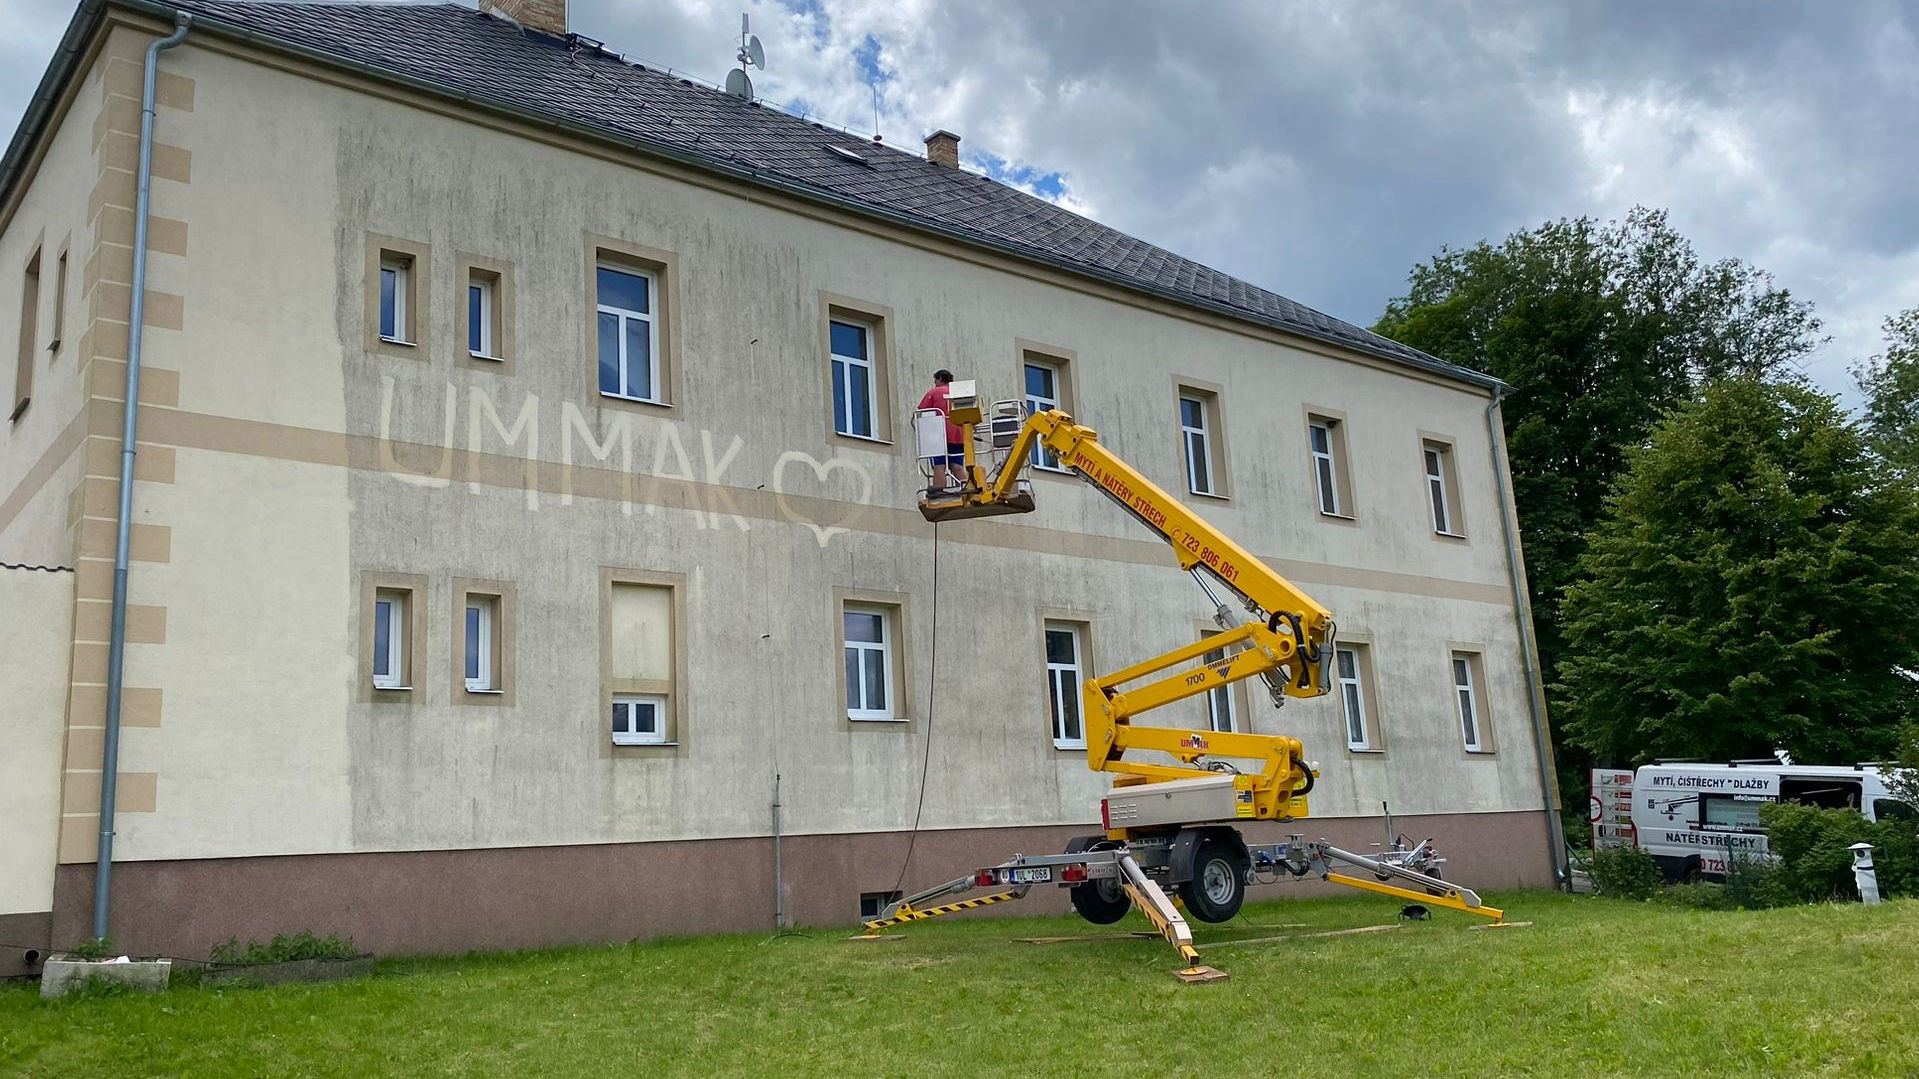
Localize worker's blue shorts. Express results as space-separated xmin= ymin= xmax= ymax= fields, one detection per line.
xmin=939 ymin=441 xmax=964 ymax=466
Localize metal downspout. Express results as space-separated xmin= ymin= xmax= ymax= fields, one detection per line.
xmin=94 ymin=11 xmax=191 ymax=941
xmin=1486 ymin=388 xmax=1569 ymax=889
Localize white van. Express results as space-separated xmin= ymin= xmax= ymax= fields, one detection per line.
xmin=1628 ymin=762 xmax=1914 ymax=881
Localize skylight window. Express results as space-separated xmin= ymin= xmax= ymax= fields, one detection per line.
xmin=825 ymin=144 xmax=873 ymax=167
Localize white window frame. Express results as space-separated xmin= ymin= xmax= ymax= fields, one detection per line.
xmin=1310 ymin=421 xmax=1342 ymax=516
xmin=372 ymin=589 xmax=406 ymax=689
xmin=844 ymin=603 xmax=897 ymax=721
xmin=1202 ymin=637 xmax=1237 ymax=734
xmin=1045 ymin=621 xmax=1086 ymax=749
xmin=597 ymin=263 xmax=661 ymax=404
xmin=611 ymin=693 xmax=669 ymax=746
xmin=468 ymin=275 xmax=496 ymax=360
xmin=830 ymin=318 xmax=878 ymax=440
xmin=1337 ymin=646 xmax=1371 ymax=750
xmin=1180 ymin=394 xmax=1215 ymax=496
xmin=378 ymin=257 xmax=410 ymax=344
xmin=465 ymin=596 xmax=496 ymax=692
xmin=1453 ymin=652 xmax=1483 ymax=752
xmin=1425 ymin=443 xmax=1454 ymax=535
xmin=1024 ymin=359 xmax=1066 ymax=471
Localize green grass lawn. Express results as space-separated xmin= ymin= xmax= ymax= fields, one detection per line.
xmin=3 ymin=892 xmax=1915 ymax=1078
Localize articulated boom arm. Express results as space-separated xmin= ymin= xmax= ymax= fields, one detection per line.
xmin=923 ymin=402 xmax=1336 ymax=822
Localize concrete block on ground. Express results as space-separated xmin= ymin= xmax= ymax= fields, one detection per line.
xmin=39 ymin=955 xmax=172 ymax=998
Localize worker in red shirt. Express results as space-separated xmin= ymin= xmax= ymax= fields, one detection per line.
xmin=917 ymin=369 xmax=964 ymax=489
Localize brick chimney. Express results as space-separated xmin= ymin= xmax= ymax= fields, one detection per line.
xmin=490 ymin=0 xmax=566 ymax=35
xmin=924 ymin=130 xmax=960 ymax=168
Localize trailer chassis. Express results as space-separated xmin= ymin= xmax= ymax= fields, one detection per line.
xmin=860 ymin=833 xmax=1507 ymax=981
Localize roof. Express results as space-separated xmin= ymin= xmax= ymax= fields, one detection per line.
xmin=4 ymin=0 xmax=1500 ymax=390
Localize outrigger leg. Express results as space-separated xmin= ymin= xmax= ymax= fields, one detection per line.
xmin=858 ymin=849 xmax=1224 ymax=981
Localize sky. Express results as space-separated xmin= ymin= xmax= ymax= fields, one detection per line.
xmin=4 ymin=0 xmax=1916 ymax=400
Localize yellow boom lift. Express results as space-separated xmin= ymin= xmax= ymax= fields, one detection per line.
xmin=863 ymin=381 xmax=1507 ymax=979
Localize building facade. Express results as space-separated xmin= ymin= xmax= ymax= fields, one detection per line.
xmin=0 ymin=0 xmax=1561 ymax=971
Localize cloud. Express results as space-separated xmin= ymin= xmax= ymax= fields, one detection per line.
xmin=4 ymin=0 xmax=1915 ymax=400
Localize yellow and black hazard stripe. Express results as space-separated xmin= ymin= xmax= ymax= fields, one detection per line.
xmin=860 ymin=890 xmax=1023 ymax=933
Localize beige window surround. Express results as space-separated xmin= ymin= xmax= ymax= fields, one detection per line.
xmin=821 ymin=292 xmax=897 ymax=447
xmin=1172 ymin=374 xmax=1232 ymax=502
xmin=366 ymin=232 xmax=430 ymax=358
xmin=1039 ymin=607 xmax=1098 ymax=751
xmin=359 ymin=571 xmax=428 ymax=702
xmin=452 ymin=577 xmax=516 ymax=705
xmin=49 ymin=244 xmax=68 ymax=358
xmin=13 ymin=242 xmax=41 ymax=422
xmin=601 ymin=567 xmax=687 ymax=755
xmin=1197 ymin=622 xmax=1254 ymax=736
xmin=1304 ymin=404 xmax=1357 ymax=522
xmin=457 ymin=252 xmax=515 ymax=374
xmin=1018 ymin=339 xmax=1078 ymax=475
xmin=836 ymin=586 xmax=913 ymax=727
xmin=1447 ymin=643 xmax=1495 ymax=755
xmin=587 ymin=232 xmax=682 ymax=411
xmin=1334 ymin=634 xmax=1384 ymax=754
xmin=1420 ymin=430 xmax=1467 ymax=540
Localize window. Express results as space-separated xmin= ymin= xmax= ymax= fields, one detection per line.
xmin=1201 ymin=634 xmax=1237 ymax=734
xmin=368 ymin=236 xmax=428 ymax=354
xmin=830 ymin=318 xmax=877 ymax=438
xmin=454 ymin=580 xmax=514 ymax=702
xmin=1179 ymin=394 xmax=1213 ymax=495
xmin=597 ymin=264 xmax=660 ymax=403
xmin=1452 ymin=651 xmax=1485 ymax=752
xmin=467 ymin=273 xmax=497 ymax=359
xmin=1337 ymin=646 xmax=1375 ymax=750
xmin=13 ymin=247 xmax=39 ymax=420
xmin=1701 ymin=796 xmax=1766 ymax=831
xmin=1780 ymin=778 xmax=1861 ymax=811
xmin=1045 ymin=621 xmax=1086 ymax=748
xmin=49 ymin=250 xmax=66 ymax=355
xmin=607 ymin=575 xmax=679 ymax=745
xmin=464 ymin=595 xmax=497 ymax=691
xmin=859 ymin=890 xmax=902 ymax=919
xmin=372 ymin=589 xmax=408 ymax=689
xmin=821 ymin=295 xmax=894 ymax=442
xmin=363 ymin=574 xmax=424 ymax=697
xmin=1424 ymin=439 xmax=1462 ymax=536
xmin=378 ymin=255 xmax=412 ymax=343
xmin=1175 ymin=385 xmax=1231 ymax=497
xmin=844 ymin=604 xmax=896 ymax=720
xmin=611 ymin=694 xmax=668 ymax=745
xmin=1307 ymin=413 xmax=1354 ymax=517
xmin=1874 ymin=798 xmax=1918 ymax=823
xmin=1024 ymin=358 xmax=1066 ymax=470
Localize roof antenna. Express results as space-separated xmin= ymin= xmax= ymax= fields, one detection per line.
xmin=726 ymin=12 xmax=765 ymax=100
xmin=871 ymin=82 xmax=882 ymax=143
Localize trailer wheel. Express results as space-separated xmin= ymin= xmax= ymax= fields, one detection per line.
xmin=1179 ymin=838 xmax=1249 ymax=923
xmin=1066 ymin=839 xmax=1131 ymax=925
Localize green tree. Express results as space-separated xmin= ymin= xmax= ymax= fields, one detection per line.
xmin=1556 ymin=377 xmax=1919 ymax=764
xmin=1854 ymin=307 xmax=1919 ymax=480
xmin=1374 ymin=208 xmax=1823 ymax=807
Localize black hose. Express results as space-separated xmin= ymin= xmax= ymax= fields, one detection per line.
xmin=1268 ymin=611 xmax=1314 ymax=689
xmin=1293 ymin=753 xmax=1316 ymax=797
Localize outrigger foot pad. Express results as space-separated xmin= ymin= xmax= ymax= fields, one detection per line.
xmin=1175 ymin=965 xmax=1229 ymax=984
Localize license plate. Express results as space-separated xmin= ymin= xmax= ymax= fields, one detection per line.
xmin=1009 ymin=867 xmax=1053 ymax=884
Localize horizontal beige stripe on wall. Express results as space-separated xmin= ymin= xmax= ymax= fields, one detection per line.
xmin=167 ymin=404 xmax=1516 ymax=607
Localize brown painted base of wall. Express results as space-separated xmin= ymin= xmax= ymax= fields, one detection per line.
xmin=51 ymin=809 xmax=1555 ymax=961
xmin=0 ymin=910 xmax=53 ymax=979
